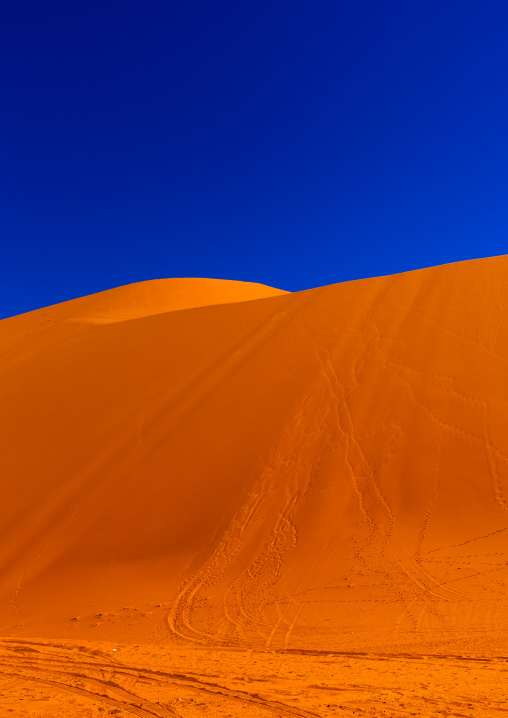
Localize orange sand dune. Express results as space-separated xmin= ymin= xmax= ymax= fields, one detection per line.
xmin=2 ymin=258 xmax=508 ymax=667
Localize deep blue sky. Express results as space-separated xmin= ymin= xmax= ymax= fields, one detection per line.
xmin=1 ymin=1 xmax=508 ymax=318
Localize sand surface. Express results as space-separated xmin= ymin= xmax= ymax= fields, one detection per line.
xmin=2 ymin=259 xmax=508 ymax=715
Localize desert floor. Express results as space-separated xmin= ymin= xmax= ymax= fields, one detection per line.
xmin=2 ymin=637 xmax=507 ymax=717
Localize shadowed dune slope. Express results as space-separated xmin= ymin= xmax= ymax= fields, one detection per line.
xmin=2 ymin=259 xmax=508 ymax=655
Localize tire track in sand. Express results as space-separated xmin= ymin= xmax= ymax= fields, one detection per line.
xmin=0 ymin=639 xmax=320 ymax=718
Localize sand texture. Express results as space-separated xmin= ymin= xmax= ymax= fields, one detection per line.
xmin=2 ymin=259 xmax=508 ymax=715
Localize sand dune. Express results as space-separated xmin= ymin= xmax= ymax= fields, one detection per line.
xmin=2 ymin=258 xmax=508 ymax=671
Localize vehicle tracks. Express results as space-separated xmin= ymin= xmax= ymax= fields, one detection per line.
xmin=0 ymin=639 xmax=320 ymax=717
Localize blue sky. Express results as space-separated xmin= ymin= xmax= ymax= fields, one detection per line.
xmin=1 ymin=1 xmax=508 ymax=318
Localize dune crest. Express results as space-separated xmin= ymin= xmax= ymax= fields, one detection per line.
xmin=1 ymin=256 xmax=508 ymax=657
xmin=66 ymin=277 xmax=289 ymax=322
xmin=3 ymin=277 xmax=288 ymax=326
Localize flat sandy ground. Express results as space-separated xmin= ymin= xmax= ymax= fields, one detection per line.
xmin=1 ymin=638 xmax=507 ymax=717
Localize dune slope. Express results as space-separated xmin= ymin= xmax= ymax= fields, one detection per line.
xmin=1 ymin=260 xmax=508 ymax=656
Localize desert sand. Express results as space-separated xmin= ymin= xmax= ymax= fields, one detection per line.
xmin=1 ymin=258 xmax=508 ymax=716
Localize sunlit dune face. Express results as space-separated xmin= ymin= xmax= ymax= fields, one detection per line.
xmin=1 ymin=259 xmax=508 ymax=659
